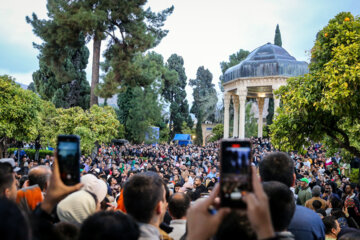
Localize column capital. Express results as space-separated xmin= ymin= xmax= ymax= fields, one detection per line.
xmin=224 ymin=92 xmax=231 ymax=105
xmin=236 ymin=88 xmax=247 ymax=97
xmin=232 ymin=94 xmax=239 ymax=106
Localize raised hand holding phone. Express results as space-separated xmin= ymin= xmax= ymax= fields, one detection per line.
xmin=220 ymin=139 xmax=252 ymax=208
xmin=41 ymin=149 xmax=83 ymax=214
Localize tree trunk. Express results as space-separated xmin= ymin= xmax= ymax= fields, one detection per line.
xmin=90 ymin=36 xmax=101 ymax=106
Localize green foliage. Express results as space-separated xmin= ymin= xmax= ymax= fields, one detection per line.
xmin=28 ymin=31 xmax=91 ymax=109
xmin=27 ymin=83 xmax=36 ymax=93
xmin=209 ymin=124 xmax=224 ymax=142
xmin=27 ymin=0 xmax=173 ymax=103
xmin=245 ymin=102 xmax=258 ymax=138
xmin=162 ymin=54 xmax=192 ymax=140
xmin=41 ymin=105 xmax=120 ymax=155
xmin=7 ymin=148 xmax=54 ymax=160
xmin=270 ymin=12 xmax=360 ymax=157
xmin=0 ymin=75 xmax=42 ymax=142
xmin=219 ymin=49 xmax=250 ymax=91
xmin=274 ymin=24 xmax=282 ymax=47
xmin=195 ymin=119 xmax=203 ymax=146
xmin=190 ymin=66 xmax=218 ymax=124
xmin=116 ymin=52 xmax=168 ymax=144
xmin=349 ymin=168 xmax=359 ymax=184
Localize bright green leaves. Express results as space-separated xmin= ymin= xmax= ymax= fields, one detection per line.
xmin=270 ymin=12 xmax=360 ymax=157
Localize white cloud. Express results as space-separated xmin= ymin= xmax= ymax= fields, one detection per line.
xmin=0 ymin=69 xmax=33 ymax=85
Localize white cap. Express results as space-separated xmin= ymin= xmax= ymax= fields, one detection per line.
xmin=0 ymin=158 xmax=20 ymax=172
xmin=81 ymin=174 xmax=107 ymax=202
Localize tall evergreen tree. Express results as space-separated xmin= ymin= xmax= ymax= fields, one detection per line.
xmin=116 ymin=52 xmax=169 ymax=143
xmin=274 ymin=24 xmax=282 ymax=47
xmin=31 ymin=35 xmax=90 ymax=109
xmin=27 ymin=0 xmax=173 ymax=106
xmin=190 ymin=66 xmax=218 ymax=145
xmin=162 ymin=54 xmax=192 ymax=141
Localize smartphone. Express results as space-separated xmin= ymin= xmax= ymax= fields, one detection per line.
xmin=57 ymin=135 xmax=81 ymax=185
xmin=220 ymin=139 xmax=252 ymax=208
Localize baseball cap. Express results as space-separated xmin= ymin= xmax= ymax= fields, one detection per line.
xmin=300 ymin=177 xmax=309 ymax=184
xmin=0 ymin=158 xmax=21 ymax=172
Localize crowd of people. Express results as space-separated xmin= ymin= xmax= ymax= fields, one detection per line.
xmin=1 ymin=137 xmax=360 ymax=240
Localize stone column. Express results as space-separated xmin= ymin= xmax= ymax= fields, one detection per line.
xmin=232 ymin=95 xmax=239 ymax=138
xmin=273 ymin=86 xmax=280 ymax=115
xmin=237 ymin=89 xmax=247 ymax=139
xmin=257 ymin=97 xmax=265 ymax=138
xmin=223 ymin=92 xmax=231 ymax=138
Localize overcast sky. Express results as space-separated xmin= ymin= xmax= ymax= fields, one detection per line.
xmin=0 ymin=0 xmax=359 ymax=103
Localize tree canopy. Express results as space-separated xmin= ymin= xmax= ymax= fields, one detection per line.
xmin=270 ymin=12 xmax=360 ymax=157
xmin=162 ymin=54 xmax=192 ymax=141
xmin=0 ymin=75 xmax=42 ymax=143
xmin=27 ymin=0 xmax=173 ymax=106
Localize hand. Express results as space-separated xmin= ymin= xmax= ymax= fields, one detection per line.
xmin=243 ymin=167 xmax=275 ymax=240
xmin=41 ymin=150 xmax=83 ymax=214
xmin=187 ymin=184 xmax=230 ymax=240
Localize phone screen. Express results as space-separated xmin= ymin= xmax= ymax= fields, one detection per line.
xmin=57 ymin=135 xmax=80 ymax=185
xmin=220 ymin=140 xmax=252 ymax=208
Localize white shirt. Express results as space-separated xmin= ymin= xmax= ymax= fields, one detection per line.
xmin=169 ymin=219 xmax=186 ymax=240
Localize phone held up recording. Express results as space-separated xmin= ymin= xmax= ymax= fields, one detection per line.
xmin=57 ymin=135 xmax=81 ymax=186
xmin=220 ymin=139 xmax=252 ymax=208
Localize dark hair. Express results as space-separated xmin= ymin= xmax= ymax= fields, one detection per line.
xmin=19 ymin=175 xmax=29 ymax=188
xmin=0 ymin=163 xmax=14 ymax=198
xmin=168 ymin=193 xmax=190 ymax=219
xmin=215 ymin=212 xmax=256 ymax=240
xmin=79 ymin=211 xmax=139 ymax=240
xmin=259 ymin=152 xmax=294 ymax=187
xmin=331 ymin=208 xmax=345 ymax=219
xmin=0 ymin=198 xmax=30 ymax=240
xmin=312 ymin=200 xmax=322 ymax=211
xmin=338 ymin=230 xmax=360 ymax=240
xmin=316 ymin=209 xmax=327 ymax=218
xmin=262 ymin=181 xmax=295 ymax=231
xmin=124 ymin=172 xmax=165 ymax=223
xmin=54 ymin=222 xmax=79 ymax=240
xmin=28 ymin=166 xmax=50 ymax=191
xmin=322 ymin=216 xmax=338 ymax=234
xmin=330 ymin=196 xmax=343 ymax=209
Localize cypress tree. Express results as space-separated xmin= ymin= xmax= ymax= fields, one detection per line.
xmin=274 ymin=24 xmax=282 ymax=47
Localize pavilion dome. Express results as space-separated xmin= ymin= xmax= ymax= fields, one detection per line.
xmin=223 ymin=43 xmax=309 ymax=83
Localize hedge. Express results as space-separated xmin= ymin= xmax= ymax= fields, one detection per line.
xmin=7 ymin=148 xmax=54 ymax=160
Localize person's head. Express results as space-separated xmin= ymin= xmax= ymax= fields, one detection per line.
xmin=194 ymin=176 xmax=203 ymax=187
xmin=124 ymin=172 xmax=166 ymax=225
xmin=168 ymin=193 xmax=190 ymax=220
xmin=259 ymin=152 xmax=295 ymax=187
xmin=174 ymin=183 xmax=182 ymax=193
xmin=212 ymin=167 xmax=217 ymax=173
xmin=262 ymin=181 xmax=295 ymax=232
xmin=0 ymin=198 xmax=30 ymax=240
xmin=57 ymin=190 xmax=99 ymax=226
xmin=0 ymin=162 xmax=17 ymax=201
xmin=324 ymin=183 xmax=333 ymax=194
xmin=344 ymin=183 xmax=355 ymax=195
xmin=300 ymin=178 xmax=309 ymax=189
xmin=323 ymin=216 xmax=341 ymax=237
xmin=312 ymin=185 xmax=321 ymax=197
xmin=28 ymin=165 xmax=51 ymax=192
xmin=78 ymin=211 xmax=139 ymax=240
xmin=312 ymin=200 xmax=322 ymax=211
